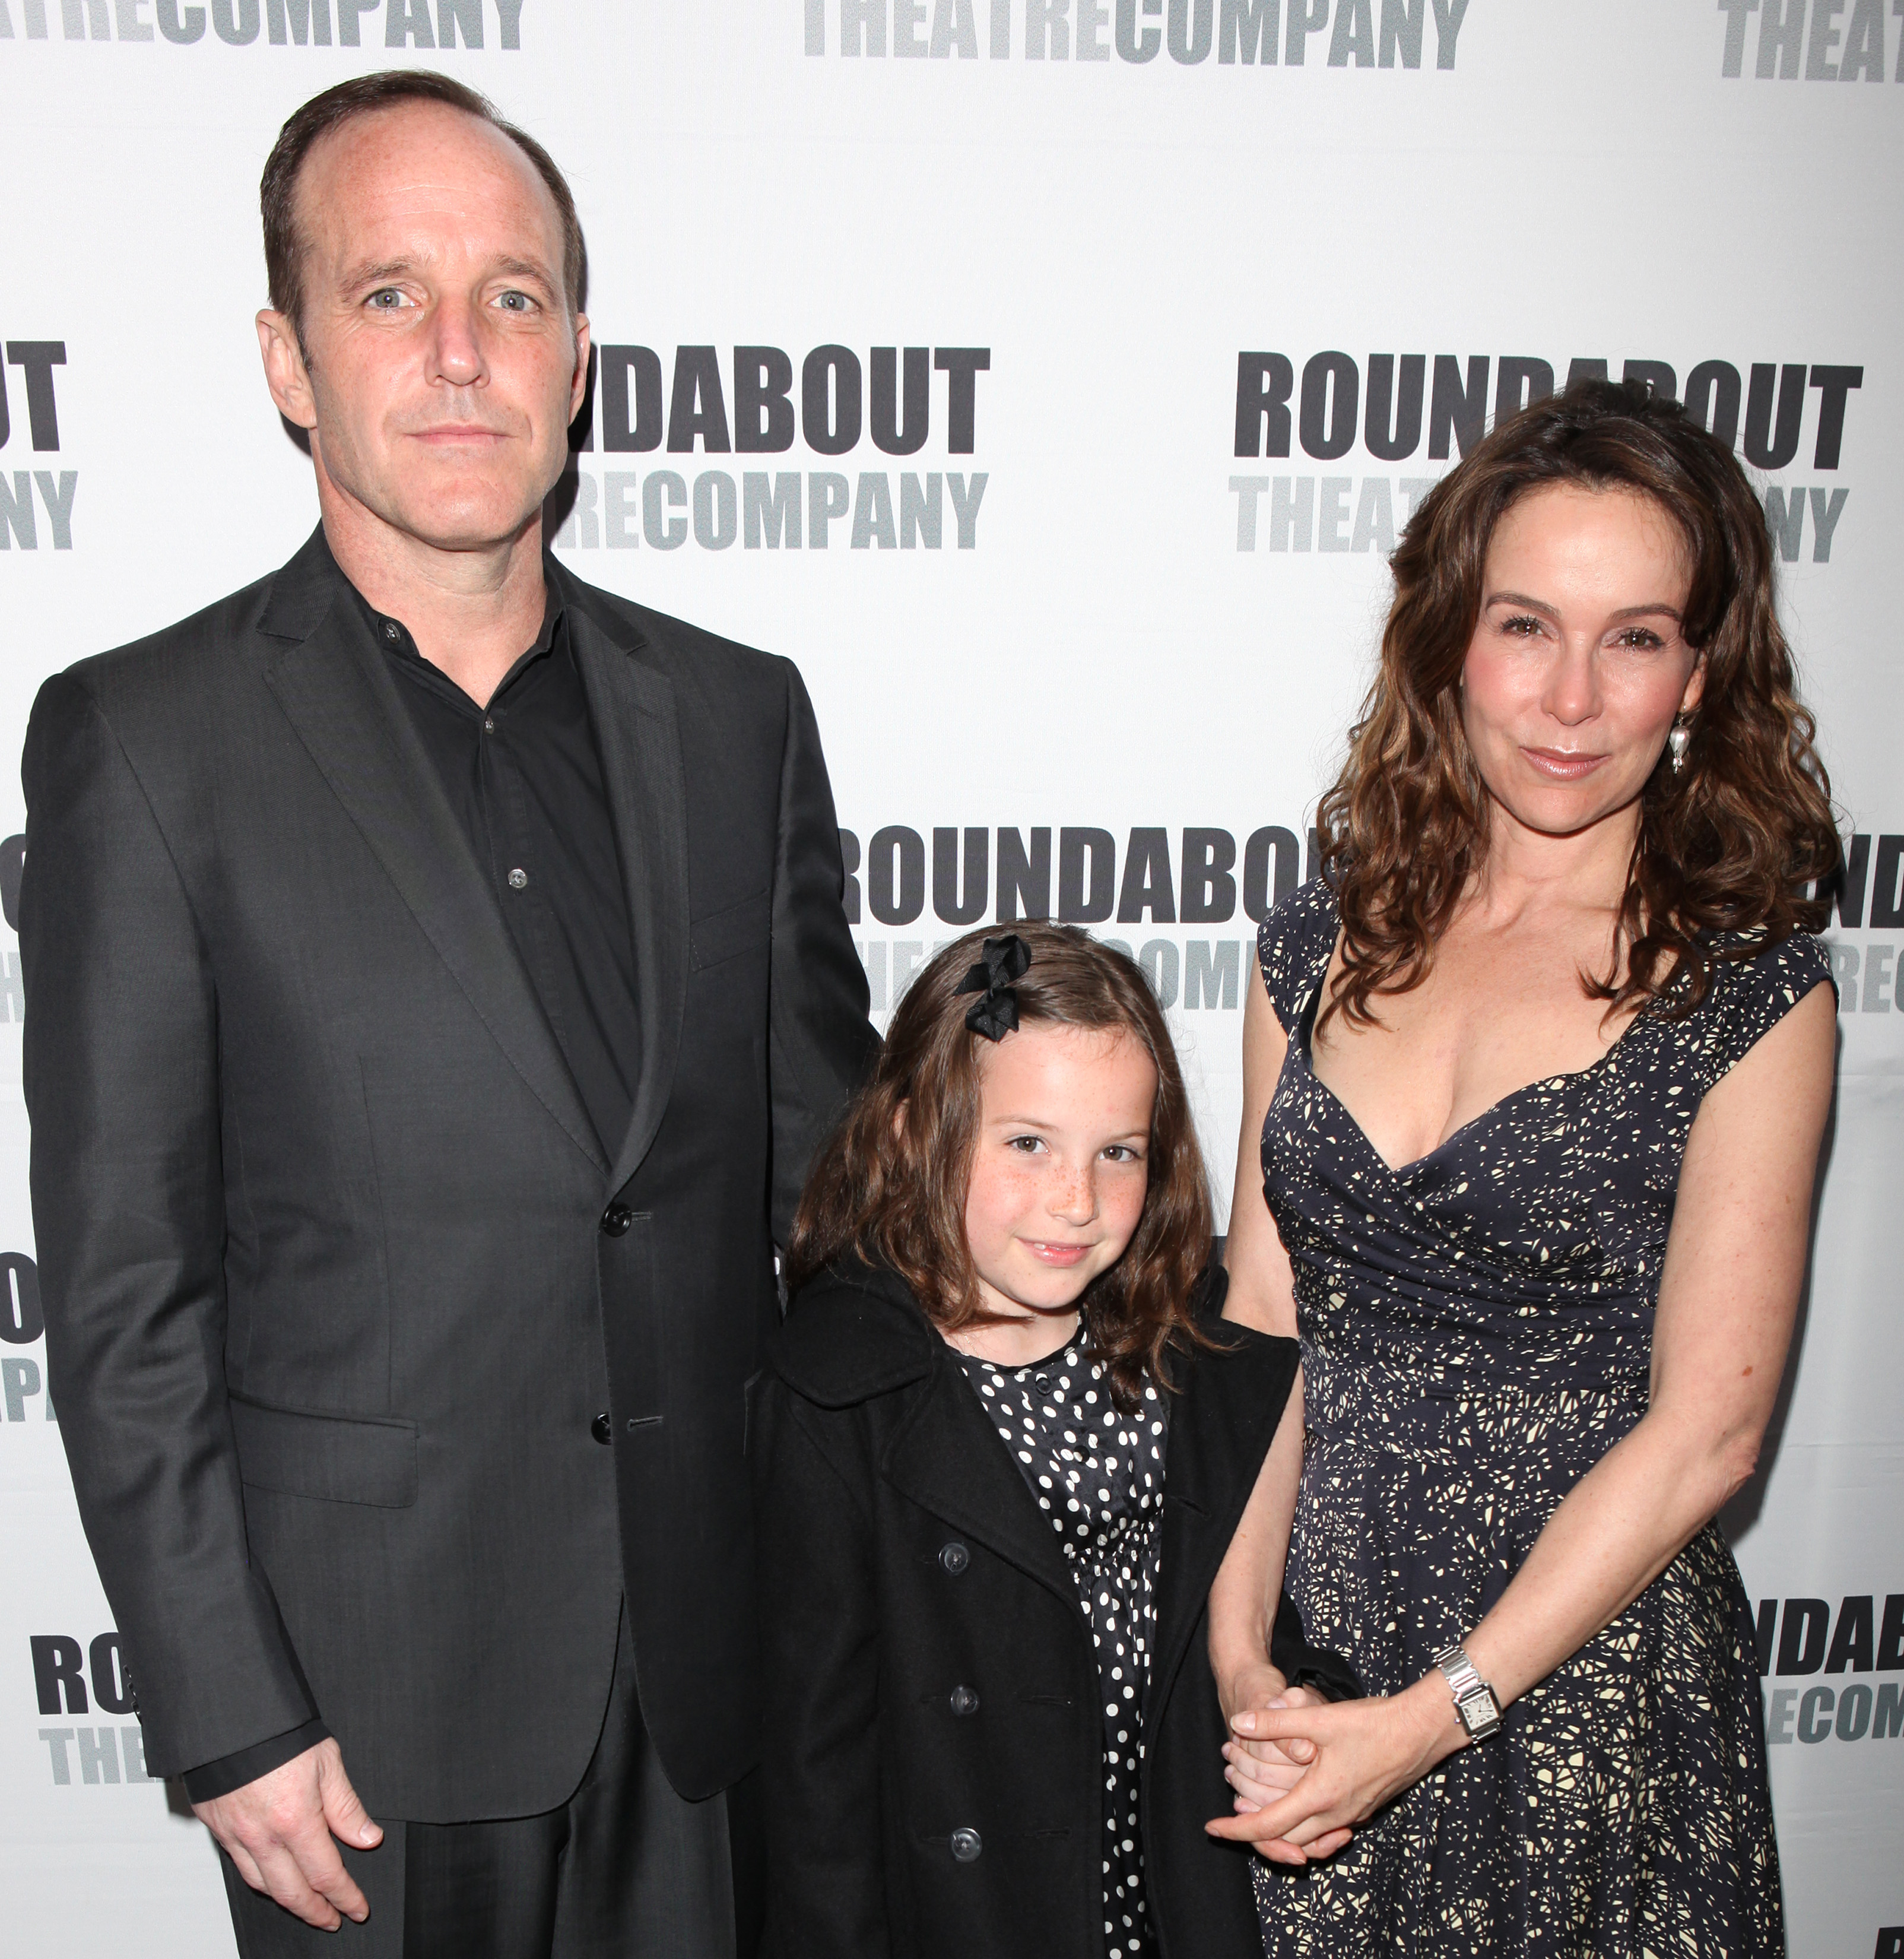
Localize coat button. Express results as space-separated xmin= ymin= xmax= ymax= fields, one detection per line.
xmin=600 ymin=1204 xmax=634 ymax=1237
xmin=591 ymin=1413 xmax=613 ymax=1445
xmin=949 ymin=1827 xmax=982 ymax=1863
xmin=948 ymin=1685 xmax=979 ymax=1717
xmin=938 ymin=1541 xmax=970 ymax=1576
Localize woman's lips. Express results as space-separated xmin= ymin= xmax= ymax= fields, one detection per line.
xmin=1522 ymin=746 xmax=1608 ymax=780
xmin=1022 ymin=1240 xmax=1091 ymax=1267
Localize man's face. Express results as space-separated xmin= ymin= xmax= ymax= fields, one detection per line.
xmin=262 ymin=102 xmax=588 ymax=556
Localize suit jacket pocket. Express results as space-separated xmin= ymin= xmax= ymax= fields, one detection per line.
xmin=690 ymin=890 xmax=771 ymax=971
xmin=230 ymin=1394 xmax=419 ymax=1508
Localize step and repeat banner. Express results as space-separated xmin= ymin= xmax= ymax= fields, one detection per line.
xmin=2 ymin=2 xmax=1899 ymax=1952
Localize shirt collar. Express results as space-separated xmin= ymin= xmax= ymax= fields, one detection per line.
xmin=283 ymin=524 xmax=566 ymax=695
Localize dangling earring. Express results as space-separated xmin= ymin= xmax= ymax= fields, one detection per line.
xmin=1667 ymin=712 xmax=1693 ymax=775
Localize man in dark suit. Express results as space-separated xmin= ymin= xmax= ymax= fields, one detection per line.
xmin=19 ymin=69 xmax=874 ymax=1958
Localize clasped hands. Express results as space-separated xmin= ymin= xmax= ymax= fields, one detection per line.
xmin=1208 ymin=1662 xmax=1466 ymax=1865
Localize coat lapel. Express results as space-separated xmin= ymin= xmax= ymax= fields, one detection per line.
xmin=261 ymin=570 xmax=607 ymax=1177
xmin=1150 ymin=1327 xmax=1301 ymax=1707
xmin=564 ymin=597 xmax=690 ymax=1197
xmin=882 ymin=1351 xmax=1084 ymax=1621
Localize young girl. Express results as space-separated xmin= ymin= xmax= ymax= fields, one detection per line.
xmin=750 ymin=924 xmax=1347 ymax=1959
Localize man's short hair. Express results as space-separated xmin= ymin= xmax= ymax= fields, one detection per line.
xmin=261 ymin=70 xmax=588 ymax=344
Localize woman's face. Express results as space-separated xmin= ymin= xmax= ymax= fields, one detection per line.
xmin=1459 ymin=483 xmax=1704 ymax=843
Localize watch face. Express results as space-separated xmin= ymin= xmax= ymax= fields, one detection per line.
xmin=1459 ymin=1690 xmax=1501 ymax=1738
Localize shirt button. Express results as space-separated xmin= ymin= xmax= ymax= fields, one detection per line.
xmin=382 ymin=620 xmax=401 ymax=644
xmin=600 ymin=1203 xmax=634 ymax=1238
xmin=483 ymin=717 xmax=496 ymax=733
xmin=590 ymin=1412 xmax=612 ymax=1446
xmin=507 ymin=867 xmax=528 ymax=890
xmin=938 ymin=1541 xmax=970 ymax=1576
xmin=948 ymin=1685 xmax=980 ymax=1717
xmin=948 ymin=1827 xmax=982 ymax=1863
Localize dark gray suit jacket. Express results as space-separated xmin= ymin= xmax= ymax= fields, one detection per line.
xmin=19 ymin=528 xmax=876 ymax=1821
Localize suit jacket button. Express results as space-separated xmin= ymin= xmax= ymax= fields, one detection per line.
xmin=600 ymin=1203 xmax=634 ymax=1237
xmin=949 ymin=1685 xmax=979 ymax=1716
xmin=949 ymin=1827 xmax=982 ymax=1863
xmin=938 ymin=1541 xmax=970 ymax=1576
xmin=591 ymin=1413 xmax=613 ymax=1445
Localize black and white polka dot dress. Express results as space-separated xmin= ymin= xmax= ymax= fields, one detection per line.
xmin=954 ymin=1339 xmax=1169 ymax=1959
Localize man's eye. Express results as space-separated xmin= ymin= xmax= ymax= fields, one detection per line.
xmin=366 ymin=289 xmax=406 ymax=310
xmin=497 ymin=290 xmax=533 ymax=312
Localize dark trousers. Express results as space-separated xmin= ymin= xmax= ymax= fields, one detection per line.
xmin=222 ymin=1604 xmax=760 ymax=1958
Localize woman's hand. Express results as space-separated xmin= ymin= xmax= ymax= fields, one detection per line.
xmin=1207 ymin=1676 xmax=1463 ymax=1855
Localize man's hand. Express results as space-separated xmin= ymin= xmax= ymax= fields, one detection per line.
xmin=192 ymin=1738 xmax=383 ymax=1930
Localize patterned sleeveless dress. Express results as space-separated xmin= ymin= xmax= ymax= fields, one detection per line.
xmin=1249 ymin=879 xmax=1830 ymax=1958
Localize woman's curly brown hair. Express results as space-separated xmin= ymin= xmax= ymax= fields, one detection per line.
xmin=1317 ymin=376 xmax=1840 ymax=1033
xmin=785 ymin=924 xmax=1213 ymax=1409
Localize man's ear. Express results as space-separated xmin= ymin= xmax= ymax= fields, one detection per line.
xmin=257 ymin=309 xmax=318 ymax=430
xmin=569 ymin=314 xmax=592 ymax=427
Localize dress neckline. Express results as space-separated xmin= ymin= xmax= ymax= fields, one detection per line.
xmin=1289 ymin=926 xmax=1650 ymax=1180
xmin=948 ymin=1333 xmax=1084 ymax=1376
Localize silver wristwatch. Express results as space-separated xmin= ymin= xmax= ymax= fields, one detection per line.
xmin=1433 ymin=1642 xmax=1502 ymax=1741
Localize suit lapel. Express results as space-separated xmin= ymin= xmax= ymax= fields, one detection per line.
xmin=883 ymin=1352 xmax=1084 ymax=1620
xmin=262 ymin=587 xmax=607 ymax=1177
xmin=566 ymin=601 xmax=690 ymax=1197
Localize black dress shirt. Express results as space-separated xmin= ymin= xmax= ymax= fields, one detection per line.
xmin=364 ymin=588 xmax=640 ymax=1161
xmin=182 ymin=549 xmax=640 ymax=1803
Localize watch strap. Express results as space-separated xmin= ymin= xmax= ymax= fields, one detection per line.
xmin=1432 ymin=1641 xmax=1503 ymax=1741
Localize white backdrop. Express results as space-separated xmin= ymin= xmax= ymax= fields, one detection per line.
xmin=2 ymin=2 xmax=1899 ymax=1952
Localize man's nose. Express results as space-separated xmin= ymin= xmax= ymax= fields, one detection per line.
xmin=427 ymin=295 xmax=487 ymax=388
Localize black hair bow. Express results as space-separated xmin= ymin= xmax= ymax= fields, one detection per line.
xmin=956 ymin=934 xmax=1033 ymax=1042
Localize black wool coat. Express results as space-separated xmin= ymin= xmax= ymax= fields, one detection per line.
xmin=750 ymin=1260 xmax=1319 ymax=1959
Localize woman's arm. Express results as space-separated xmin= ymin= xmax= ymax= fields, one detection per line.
xmin=1211 ymin=969 xmax=1302 ymax=1703
xmin=1207 ymin=971 xmax=1351 ymax=1862
xmin=1210 ymin=966 xmax=1301 ymax=1654
xmin=1208 ymin=982 xmax=1836 ymax=1851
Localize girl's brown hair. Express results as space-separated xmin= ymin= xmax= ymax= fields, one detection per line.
xmin=785 ymin=924 xmax=1213 ymax=1408
xmin=1318 ymin=376 xmax=1840 ymax=1033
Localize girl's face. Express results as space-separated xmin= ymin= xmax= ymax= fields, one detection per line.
xmin=1459 ymin=483 xmax=1703 ymax=845
xmin=961 ymin=1019 xmax=1157 ymax=1334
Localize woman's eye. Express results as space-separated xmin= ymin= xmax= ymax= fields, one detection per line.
xmin=1612 ymin=626 xmax=1666 ymax=651
xmin=1102 ymin=1145 xmax=1143 ymax=1164
xmin=1499 ymin=614 xmax=1543 ymax=639
xmin=1006 ymin=1135 xmax=1046 ymax=1153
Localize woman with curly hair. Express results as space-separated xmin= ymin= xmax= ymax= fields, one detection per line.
xmin=1206 ymin=378 xmax=1840 ymax=1956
